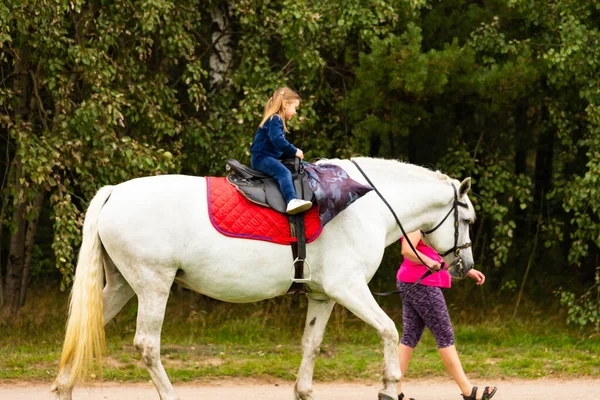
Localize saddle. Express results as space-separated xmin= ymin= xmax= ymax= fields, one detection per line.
xmin=225 ymin=158 xmax=314 ymax=213
xmin=225 ymin=158 xmax=315 ymax=295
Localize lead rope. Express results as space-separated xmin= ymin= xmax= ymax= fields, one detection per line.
xmin=350 ymin=160 xmax=442 ymax=296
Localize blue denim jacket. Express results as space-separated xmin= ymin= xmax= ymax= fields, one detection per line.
xmin=250 ymin=115 xmax=297 ymax=160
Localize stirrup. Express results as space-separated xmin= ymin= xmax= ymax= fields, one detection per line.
xmin=290 ymin=258 xmax=312 ymax=283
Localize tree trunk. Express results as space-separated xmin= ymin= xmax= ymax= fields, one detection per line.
xmin=3 ymin=46 xmax=29 ymax=314
xmin=0 ymin=191 xmax=7 ymax=307
xmin=19 ymin=189 xmax=46 ymax=308
xmin=533 ymin=108 xmax=554 ymax=216
xmin=4 ymin=174 xmax=26 ymax=314
xmin=369 ymin=133 xmax=381 ymax=157
xmin=209 ymin=2 xmax=232 ymax=90
xmin=0 ymin=264 xmax=3 ymax=308
xmin=0 ymin=159 xmax=14 ymax=308
xmin=407 ymin=129 xmax=416 ymax=163
xmin=513 ymin=98 xmax=531 ymax=253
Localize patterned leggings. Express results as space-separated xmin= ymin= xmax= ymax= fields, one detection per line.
xmin=397 ymin=281 xmax=455 ymax=349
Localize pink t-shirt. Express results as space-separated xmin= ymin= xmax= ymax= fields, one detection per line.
xmin=396 ymin=238 xmax=451 ymax=288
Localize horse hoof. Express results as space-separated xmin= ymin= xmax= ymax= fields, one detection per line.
xmin=378 ymin=393 xmax=395 ymax=400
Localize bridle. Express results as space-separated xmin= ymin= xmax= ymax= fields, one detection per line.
xmin=350 ymin=160 xmax=473 ymax=293
xmin=421 ymin=183 xmax=472 ymax=258
xmin=420 ymin=183 xmax=472 ymax=281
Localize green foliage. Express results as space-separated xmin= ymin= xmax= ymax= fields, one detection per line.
xmin=556 ymin=267 xmax=600 ymax=330
xmin=1 ymin=0 xmax=600 ymax=326
xmin=1 ymin=0 xmax=193 ymax=286
xmin=183 ymin=0 xmax=406 ymax=176
xmin=347 ymin=23 xmax=473 ymax=141
xmin=347 ymin=8 xmax=537 ymax=268
xmin=342 ymin=0 xmax=600 ymax=320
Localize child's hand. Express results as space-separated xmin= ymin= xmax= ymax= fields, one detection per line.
xmin=296 ymin=149 xmax=304 ymax=160
xmin=467 ymin=268 xmax=485 ymax=285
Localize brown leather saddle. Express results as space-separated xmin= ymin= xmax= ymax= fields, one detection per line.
xmin=225 ymin=158 xmax=315 ymax=294
xmin=225 ymin=158 xmax=314 ymax=213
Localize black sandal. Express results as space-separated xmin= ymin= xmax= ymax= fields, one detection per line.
xmin=461 ymin=386 xmax=497 ymax=400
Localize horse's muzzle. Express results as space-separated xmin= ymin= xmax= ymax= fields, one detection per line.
xmin=446 ymin=256 xmax=471 ymax=279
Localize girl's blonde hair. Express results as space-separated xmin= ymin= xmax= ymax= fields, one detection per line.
xmin=259 ymin=87 xmax=300 ymax=133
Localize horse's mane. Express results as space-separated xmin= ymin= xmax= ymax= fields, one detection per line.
xmin=317 ymin=157 xmax=474 ymax=218
xmin=316 ymin=157 xmax=453 ymax=183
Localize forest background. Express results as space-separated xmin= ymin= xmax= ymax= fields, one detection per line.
xmin=1 ymin=0 xmax=599 ymax=338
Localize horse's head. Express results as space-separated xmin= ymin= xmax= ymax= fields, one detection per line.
xmin=421 ymin=177 xmax=475 ymax=278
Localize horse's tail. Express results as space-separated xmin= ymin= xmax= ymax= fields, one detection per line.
xmin=56 ymin=185 xmax=114 ymax=387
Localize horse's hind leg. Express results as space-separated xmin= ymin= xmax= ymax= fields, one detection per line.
xmin=103 ymin=256 xmax=135 ymax=324
xmin=134 ymin=288 xmax=179 ymax=400
xmin=294 ymin=295 xmax=335 ymax=400
xmin=107 ymin=253 xmax=178 ymax=400
xmin=329 ymin=282 xmax=400 ymax=400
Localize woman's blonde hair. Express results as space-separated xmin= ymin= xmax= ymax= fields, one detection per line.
xmin=259 ymin=87 xmax=300 ymax=133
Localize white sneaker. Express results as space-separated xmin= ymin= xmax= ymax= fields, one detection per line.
xmin=286 ymin=199 xmax=313 ymax=215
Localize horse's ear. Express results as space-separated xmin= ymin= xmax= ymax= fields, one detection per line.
xmin=459 ymin=177 xmax=471 ymax=197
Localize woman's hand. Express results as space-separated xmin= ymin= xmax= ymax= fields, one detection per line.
xmin=296 ymin=149 xmax=304 ymax=160
xmin=467 ymin=268 xmax=485 ymax=285
xmin=428 ymin=260 xmax=442 ymax=271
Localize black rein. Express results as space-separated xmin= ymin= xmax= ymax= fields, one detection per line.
xmin=349 ymin=159 xmax=470 ymax=296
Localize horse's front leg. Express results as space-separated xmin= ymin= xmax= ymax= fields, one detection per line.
xmin=328 ymin=281 xmax=400 ymax=400
xmin=294 ymin=295 xmax=336 ymax=400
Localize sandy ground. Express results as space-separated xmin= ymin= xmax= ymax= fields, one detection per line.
xmin=1 ymin=378 xmax=599 ymax=400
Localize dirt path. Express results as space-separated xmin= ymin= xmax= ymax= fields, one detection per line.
xmin=1 ymin=378 xmax=598 ymax=400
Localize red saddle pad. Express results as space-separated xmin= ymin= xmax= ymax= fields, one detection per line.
xmin=206 ymin=177 xmax=322 ymax=245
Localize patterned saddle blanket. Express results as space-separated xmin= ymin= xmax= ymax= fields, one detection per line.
xmin=206 ymin=162 xmax=373 ymax=244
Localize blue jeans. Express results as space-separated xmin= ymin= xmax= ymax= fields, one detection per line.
xmin=252 ymin=156 xmax=297 ymax=203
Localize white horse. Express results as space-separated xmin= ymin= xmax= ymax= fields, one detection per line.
xmin=53 ymin=157 xmax=475 ymax=400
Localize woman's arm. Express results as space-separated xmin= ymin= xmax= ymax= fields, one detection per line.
xmin=401 ymin=231 xmax=441 ymax=270
xmin=402 ymin=231 xmax=441 ymax=270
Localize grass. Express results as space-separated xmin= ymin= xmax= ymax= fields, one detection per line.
xmin=0 ymin=287 xmax=598 ymax=383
